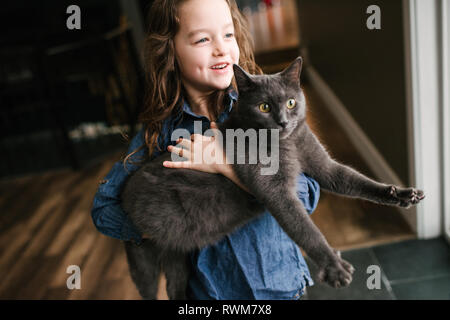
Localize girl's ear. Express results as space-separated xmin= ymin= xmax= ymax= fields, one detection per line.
xmin=233 ymin=64 xmax=254 ymax=92
xmin=281 ymin=56 xmax=303 ymax=86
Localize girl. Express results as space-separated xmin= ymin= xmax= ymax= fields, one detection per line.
xmin=91 ymin=0 xmax=320 ymax=300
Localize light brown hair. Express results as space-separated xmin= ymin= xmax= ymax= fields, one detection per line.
xmin=124 ymin=0 xmax=262 ymax=166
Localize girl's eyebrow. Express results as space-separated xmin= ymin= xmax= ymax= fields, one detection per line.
xmin=187 ymin=22 xmax=234 ymax=38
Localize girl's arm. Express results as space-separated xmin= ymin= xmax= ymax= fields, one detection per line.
xmin=91 ymin=129 xmax=159 ymax=244
xmin=91 ymin=161 xmax=144 ymax=244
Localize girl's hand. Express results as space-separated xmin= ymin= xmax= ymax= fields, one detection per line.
xmin=163 ymin=122 xmax=252 ymax=194
xmin=163 ymin=122 xmax=229 ymax=175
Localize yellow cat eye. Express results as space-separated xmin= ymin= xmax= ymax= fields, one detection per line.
xmin=259 ymin=103 xmax=271 ymax=113
xmin=286 ymin=99 xmax=296 ymax=109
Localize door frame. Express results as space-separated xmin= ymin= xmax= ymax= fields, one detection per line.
xmin=403 ymin=0 xmax=448 ymax=240
xmin=441 ymin=0 xmax=450 ymax=243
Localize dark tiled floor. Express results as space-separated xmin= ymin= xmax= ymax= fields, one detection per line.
xmin=305 ymin=237 xmax=450 ymax=300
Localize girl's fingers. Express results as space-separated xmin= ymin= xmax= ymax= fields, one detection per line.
xmin=191 ymin=133 xmax=214 ymax=141
xmin=166 ymin=126 xmax=221 ymax=172
xmin=210 ymin=122 xmax=220 ymax=139
xmin=163 ymin=160 xmax=214 ymax=174
xmin=190 ymin=133 xmax=202 ymax=141
xmin=175 ymin=138 xmax=192 ymax=150
xmin=163 ymin=160 xmax=192 ymax=169
xmin=167 ymin=145 xmax=189 ymax=159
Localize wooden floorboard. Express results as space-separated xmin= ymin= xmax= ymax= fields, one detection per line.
xmin=0 ymin=154 xmax=139 ymax=299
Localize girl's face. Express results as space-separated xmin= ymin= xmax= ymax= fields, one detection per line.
xmin=174 ymin=0 xmax=240 ymax=96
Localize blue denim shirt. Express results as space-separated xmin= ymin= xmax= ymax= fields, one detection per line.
xmin=91 ymin=89 xmax=320 ymax=300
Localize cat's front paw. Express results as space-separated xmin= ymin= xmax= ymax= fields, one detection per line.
xmin=317 ymin=254 xmax=355 ymax=288
xmin=387 ymin=186 xmax=425 ymax=208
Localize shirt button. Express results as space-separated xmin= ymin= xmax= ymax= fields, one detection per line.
xmin=99 ymin=179 xmax=108 ymax=184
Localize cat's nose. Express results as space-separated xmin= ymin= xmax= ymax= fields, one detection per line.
xmin=278 ymin=121 xmax=289 ymax=129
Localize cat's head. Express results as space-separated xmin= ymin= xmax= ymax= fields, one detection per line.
xmin=232 ymin=57 xmax=306 ymax=139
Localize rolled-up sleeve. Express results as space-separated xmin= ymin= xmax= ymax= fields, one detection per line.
xmin=91 ymin=163 xmax=143 ymax=243
xmin=296 ymin=173 xmax=320 ymax=214
xmin=91 ymin=130 xmax=148 ymax=244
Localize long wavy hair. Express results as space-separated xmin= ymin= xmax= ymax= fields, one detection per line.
xmin=124 ymin=0 xmax=262 ymax=166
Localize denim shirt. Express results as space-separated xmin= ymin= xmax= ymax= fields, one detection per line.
xmin=91 ymin=89 xmax=320 ymax=300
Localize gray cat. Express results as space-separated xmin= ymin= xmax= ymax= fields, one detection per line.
xmin=121 ymin=57 xmax=424 ymax=300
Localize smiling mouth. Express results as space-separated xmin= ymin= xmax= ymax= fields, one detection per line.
xmin=210 ymin=63 xmax=229 ymax=70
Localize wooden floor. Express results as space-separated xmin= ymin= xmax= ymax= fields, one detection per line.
xmin=0 ymin=155 xmax=143 ymax=299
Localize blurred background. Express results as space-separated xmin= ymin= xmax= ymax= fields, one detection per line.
xmin=0 ymin=0 xmax=449 ymax=300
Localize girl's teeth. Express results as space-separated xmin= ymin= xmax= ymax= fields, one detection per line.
xmin=212 ymin=64 xmax=227 ymax=69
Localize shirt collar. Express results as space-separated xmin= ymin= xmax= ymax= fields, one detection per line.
xmin=181 ymin=87 xmax=238 ymax=119
xmin=226 ymin=87 xmax=238 ymax=111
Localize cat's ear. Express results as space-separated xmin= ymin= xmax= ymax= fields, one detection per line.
xmin=233 ymin=64 xmax=254 ymax=92
xmin=281 ymin=56 xmax=303 ymax=86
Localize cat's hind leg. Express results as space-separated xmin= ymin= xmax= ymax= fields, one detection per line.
xmin=124 ymin=240 xmax=161 ymax=300
xmin=161 ymin=251 xmax=191 ymax=300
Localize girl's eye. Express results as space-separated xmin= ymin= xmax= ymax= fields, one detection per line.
xmin=225 ymin=33 xmax=234 ymax=38
xmin=259 ymin=103 xmax=271 ymax=113
xmin=195 ymin=38 xmax=208 ymax=44
xmin=286 ymin=99 xmax=296 ymax=109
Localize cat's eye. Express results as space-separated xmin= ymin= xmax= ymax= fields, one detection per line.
xmin=259 ymin=103 xmax=271 ymax=113
xmin=286 ymin=99 xmax=296 ymax=109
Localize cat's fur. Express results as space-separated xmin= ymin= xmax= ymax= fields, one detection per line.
xmin=121 ymin=57 xmax=424 ymax=300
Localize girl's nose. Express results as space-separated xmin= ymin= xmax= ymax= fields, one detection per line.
xmin=213 ymin=39 xmax=226 ymax=56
